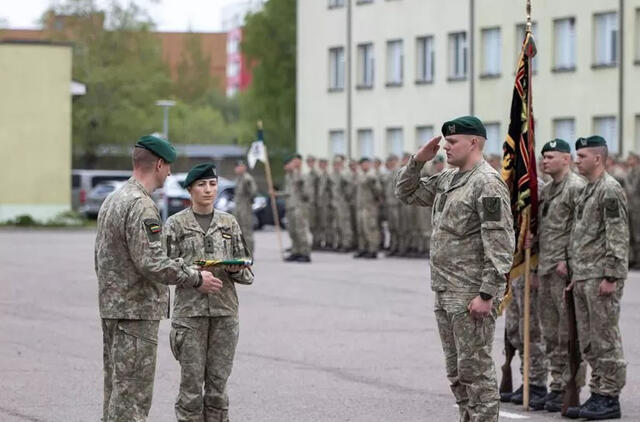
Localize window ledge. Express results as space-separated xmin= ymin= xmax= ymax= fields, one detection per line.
xmin=479 ymin=73 xmax=502 ymax=80
xmin=356 ymin=84 xmax=374 ymax=90
xmin=447 ymin=76 xmax=468 ymax=82
xmin=551 ymin=66 xmax=576 ymax=73
xmin=356 ymin=0 xmax=373 ymax=5
xmin=591 ymin=62 xmax=617 ymax=69
xmin=415 ymin=79 xmax=434 ymax=85
xmin=327 ymin=87 xmax=344 ymax=93
xmin=327 ymin=4 xmax=345 ymax=10
xmin=385 ymin=82 xmax=403 ymax=88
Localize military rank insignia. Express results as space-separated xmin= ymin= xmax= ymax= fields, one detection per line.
xmin=143 ymin=219 xmax=162 ymax=242
xmin=204 ymin=235 xmax=215 ymax=253
xmin=482 ymin=197 xmax=501 ymax=221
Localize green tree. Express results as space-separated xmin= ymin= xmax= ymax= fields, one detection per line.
xmin=241 ymin=0 xmax=296 ymax=154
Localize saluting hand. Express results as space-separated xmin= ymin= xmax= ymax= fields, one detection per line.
xmin=415 ymin=136 xmax=442 ymax=162
xmin=197 ymin=271 xmax=223 ymax=294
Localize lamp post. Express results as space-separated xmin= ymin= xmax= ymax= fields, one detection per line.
xmin=156 ymin=99 xmax=176 ymax=141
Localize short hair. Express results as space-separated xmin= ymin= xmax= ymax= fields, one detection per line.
xmin=132 ymin=146 xmax=160 ymax=171
xmin=594 ymin=145 xmax=609 ymax=161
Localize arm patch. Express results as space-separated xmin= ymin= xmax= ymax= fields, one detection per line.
xmin=143 ymin=219 xmax=162 ymax=242
xmin=482 ymin=197 xmax=501 ymax=222
xmin=604 ymin=198 xmax=620 ymax=218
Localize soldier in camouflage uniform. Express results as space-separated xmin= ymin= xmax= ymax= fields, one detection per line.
xmin=316 ymin=158 xmax=334 ymax=249
xmin=331 ymin=155 xmax=355 ymax=252
xmin=165 ymin=163 xmax=253 ymax=422
xmin=625 ymin=152 xmax=640 ymax=268
xmin=527 ymin=139 xmax=587 ymax=411
xmin=282 ymin=154 xmax=311 ymax=262
xmin=348 ymin=159 xmax=359 ymax=245
xmin=304 ymin=156 xmax=321 ymax=249
xmin=396 ymin=116 xmax=514 ymax=422
xmin=95 ymin=136 xmax=221 ymax=422
xmin=384 ymin=155 xmax=401 ymax=256
xmin=233 ymin=160 xmax=257 ymax=255
xmin=354 ymin=157 xmax=384 ymax=259
xmin=397 ymin=153 xmax=415 ymax=257
xmin=565 ymin=136 xmax=628 ymax=420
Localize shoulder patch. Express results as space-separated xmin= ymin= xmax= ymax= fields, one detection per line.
xmin=143 ymin=218 xmax=162 ymax=242
xmin=604 ymin=198 xmax=620 ymax=218
xmin=482 ymin=197 xmax=501 ymax=222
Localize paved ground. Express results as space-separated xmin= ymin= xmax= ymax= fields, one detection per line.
xmin=1 ymin=228 xmax=638 ymax=421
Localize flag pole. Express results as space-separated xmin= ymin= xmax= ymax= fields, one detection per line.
xmin=258 ymin=121 xmax=285 ymax=259
xmin=522 ymin=0 xmax=533 ymax=411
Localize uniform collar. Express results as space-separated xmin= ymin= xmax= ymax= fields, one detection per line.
xmin=185 ymin=207 xmax=218 ymax=235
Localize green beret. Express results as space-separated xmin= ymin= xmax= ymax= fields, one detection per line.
xmin=283 ymin=153 xmax=302 ymax=165
xmin=359 ymin=157 xmax=371 ymax=164
xmin=442 ymin=116 xmax=487 ymax=138
xmin=135 ymin=135 xmax=177 ymax=163
xmin=542 ymin=138 xmax=571 ymax=154
xmin=181 ymin=163 xmax=217 ymax=188
xmin=576 ymin=135 xmax=607 ymax=150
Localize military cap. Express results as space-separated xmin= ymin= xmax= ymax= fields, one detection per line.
xmin=235 ymin=159 xmax=246 ymax=166
xmin=542 ymin=138 xmax=571 ymax=154
xmin=181 ymin=163 xmax=217 ymax=188
xmin=358 ymin=157 xmax=371 ymax=164
xmin=135 ymin=135 xmax=177 ymax=163
xmin=576 ymin=135 xmax=607 ymax=150
xmin=441 ymin=116 xmax=487 ymax=138
xmin=319 ymin=158 xmax=328 ymax=164
xmin=283 ymin=153 xmax=302 ymax=165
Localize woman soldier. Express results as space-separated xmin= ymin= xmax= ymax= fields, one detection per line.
xmin=165 ymin=163 xmax=253 ymax=422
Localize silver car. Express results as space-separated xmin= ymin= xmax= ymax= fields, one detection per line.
xmin=80 ymin=180 xmax=126 ymax=218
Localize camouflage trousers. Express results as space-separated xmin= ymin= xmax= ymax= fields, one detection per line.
xmin=504 ymin=277 xmax=547 ymax=386
xmin=333 ymin=202 xmax=354 ymax=249
xmin=102 ymin=319 xmax=159 ymax=422
xmin=435 ymin=292 xmax=500 ymax=422
xmin=574 ymin=279 xmax=627 ymax=397
xmin=170 ymin=316 xmax=240 ymax=422
xmin=414 ymin=206 xmax=432 ymax=254
xmin=386 ymin=205 xmax=400 ymax=253
xmin=539 ymin=271 xmax=586 ymax=391
xmin=356 ymin=207 xmax=380 ymax=253
xmin=308 ymin=203 xmax=320 ymax=247
xmin=286 ymin=206 xmax=310 ymax=256
xmin=234 ymin=205 xmax=254 ymax=255
xmin=398 ymin=204 xmax=416 ymax=254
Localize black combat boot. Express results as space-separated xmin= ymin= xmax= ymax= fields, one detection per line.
xmin=510 ymin=384 xmax=546 ymax=405
xmin=353 ymin=250 xmax=366 ymax=258
xmin=530 ymin=390 xmax=561 ymax=411
xmin=580 ymin=394 xmax=621 ymax=420
xmin=565 ymin=393 xmax=602 ymax=419
xmin=284 ymin=254 xmax=300 ymax=262
xmin=501 ymin=385 xmax=522 ymax=403
xmin=543 ymin=390 xmax=564 ymax=412
xmin=295 ymin=255 xmax=311 ymax=263
xmin=364 ymin=252 xmax=377 ymax=259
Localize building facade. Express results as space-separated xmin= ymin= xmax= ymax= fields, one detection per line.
xmin=297 ymin=0 xmax=640 ymax=159
xmin=0 ymin=41 xmax=73 ymax=222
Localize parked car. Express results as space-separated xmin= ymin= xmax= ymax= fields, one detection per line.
xmin=80 ymin=180 xmax=126 ymax=218
xmin=71 ymin=169 xmax=131 ymax=211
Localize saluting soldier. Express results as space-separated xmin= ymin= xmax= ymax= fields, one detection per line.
xmin=316 ymin=158 xmax=333 ymax=249
xmin=304 ymin=155 xmax=321 ymax=250
xmin=95 ymin=135 xmax=221 ymax=422
xmin=354 ymin=157 xmax=384 ymax=259
xmin=165 ymin=163 xmax=253 ymax=422
xmin=331 ymin=155 xmax=355 ymax=252
xmin=282 ymin=154 xmax=311 ymax=262
xmin=396 ymin=116 xmax=514 ymax=422
xmin=565 ymin=136 xmax=628 ymax=420
xmin=233 ymin=160 xmax=257 ymax=254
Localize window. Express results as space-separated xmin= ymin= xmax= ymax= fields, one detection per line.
xmin=635 ymin=9 xmax=640 ymax=61
xmin=329 ymin=130 xmax=346 ymax=156
xmin=448 ymin=32 xmax=468 ymax=79
xmin=594 ymin=12 xmax=618 ymax=66
xmin=481 ymin=28 xmax=501 ymax=76
xmin=516 ymin=22 xmax=539 ymax=72
xmin=329 ymin=47 xmax=345 ymax=90
xmin=386 ymin=40 xmax=404 ymax=85
xmin=554 ymin=18 xmax=576 ymax=70
xmin=357 ymin=43 xmax=375 ymax=88
xmin=416 ymin=36 xmax=435 ymax=83
xmin=386 ymin=128 xmax=404 ymax=156
xmin=553 ymin=118 xmax=576 ymax=147
xmin=416 ymin=126 xmax=434 ymax=149
xmin=484 ymin=123 xmax=502 ymax=155
xmin=593 ymin=116 xmax=618 ymax=154
xmin=358 ymin=129 xmax=375 ymax=157
xmin=328 ymin=0 xmax=345 ymax=8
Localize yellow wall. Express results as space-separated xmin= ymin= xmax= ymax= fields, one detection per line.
xmin=0 ymin=43 xmax=72 ymax=221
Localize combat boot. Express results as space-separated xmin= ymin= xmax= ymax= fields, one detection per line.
xmin=363 ymin=252 xmax=377 ymax=259
xmin=295 ymin=255 xmax=311 ymax=263
xmin=565 ymin=393 xmax=603 ymax=419
xmin=542 ymin=390 xmax=564 ymax=412
xmin=530 ymin=390 xmax=559 ymax=410
xmin=353 ymin=250 xmax=366 ymax=258
xmin=501 ymin=385 xmax=522 ymax=402
xmin=510 ymin=384 xmax=546 ymax=405
xmin=579 ymin=394 xmax=621 ymax=420
xmin=284 ymin=254 xmax=300 ymax=262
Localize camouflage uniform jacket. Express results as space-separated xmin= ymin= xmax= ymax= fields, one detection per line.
xmin=165 ymin=208 xmax=253 ymax=317
xmin=355 ymin=172 xmax=383 ymax=208
xmin=235 ymin=172 xmax=257 ymax=210
xmin=317 ymin=170 xmax=333 ymax=204
xmin=284 ymin=170 xmax=308 ymax=210
xmin=384 ymin=168 xmax=401 ymax=207
xmin=330 ymin=171 xmax=350 ymax=207
xmin=537 ymin=171 xmax=585 ymax=276
xmin=395 ymin=157 xmax=514 ymax=297
xmin=304 ymin=168 xmax=319 ymax=205
xmin=95 ymin=178 xmax=200 ymax=320
xmin=570 ymin=171 xmax=629 ymax=281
